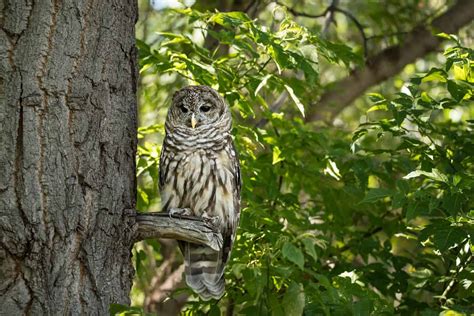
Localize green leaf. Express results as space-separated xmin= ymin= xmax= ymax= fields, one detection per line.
xmin=442 ymin=193 xmax=464 ymax=216
xmin=282 ymin=282 xmax=305 ymax=316
xmin=432 ymin=225 xmax=467 ymax=251
xmin=284 ymin=84 xmax=305 ymax=117
xmin=208 ymin=305 xmax=221 ymax=316
xmin=268 ymin=293 xmax=286 ymax=316
xmin=282 ymin=242 xmax=304 ymax=270
xmin=453 ymin=64 xmax=468 ymax=80
xmin=272 ymin=146 xmax=284 ymax=164
xmin=209 ymin=11 xmax=250 ymax=27
xmin=352 ymin=298 xmax=373 ymax=316
xmin=268 ymin=43 xmax=292 ymax=73
xmin=109 ymin=304 xmax=144 ymax=316
xmin=403 ymin=169 xmax=449 ymax=183
xmin=367 ymin=103 xmax=388 ymax=112
xmin=255 ymin=74 xmax=272 ymax=96
xmin=421 ymin=68 xmax=447 ymax=82
xmin=420 ymin=221 xmax=468 ymax=251
xmin=447 ymin=80 xmax=468 ymax=102
xmin=324 ymin=159 xmax=341 ymax=181
xmin=406 ymin=199 xmax=423 ymax=221
xmin=137 ymin=188 xmax=149 ymax=210
xmin=302 ymin=238 xmax=318 ymax=261
xmin=359 ymin=188 xmax=392 ymax=204
xmin=366 ymin=92 xmax=385 ymax=102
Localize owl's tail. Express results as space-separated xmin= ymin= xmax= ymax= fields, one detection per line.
xmin=180 ymin=242 xmax=226 ymax=300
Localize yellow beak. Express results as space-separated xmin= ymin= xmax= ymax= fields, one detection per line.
xmin=191 ymin=113 xmax=197 ymax=129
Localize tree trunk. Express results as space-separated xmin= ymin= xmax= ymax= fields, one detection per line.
xmin=0 ymin=0 xmax=138 ymax=314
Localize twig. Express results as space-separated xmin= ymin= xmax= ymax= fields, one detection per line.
xmin=274 ymin=1 xmax=367 ymax=57
xmin=225 ymin=297 xmax=235 ymax=316
xmin=439 ymin=242 xmax=472 ymax=304
xmin=134 ymin=211 xmax=223 ymax=251
xmin=322 ymin=0 xmax=339 ymax=37
xmin=366 ymin=31 xmax=409 ymax=41
xmin=274 ymin=1 xmax=329 ymax=19
xmin=331 ymin=7 xmax=367 ymax=58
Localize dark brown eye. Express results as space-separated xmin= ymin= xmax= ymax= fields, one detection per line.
xmin=180 ymin=105 xmax=188 ymax=113
xmin=200 ymin=105 xmax=211 ymax=112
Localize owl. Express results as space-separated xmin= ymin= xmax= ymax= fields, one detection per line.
xmin=158 ymin=85 xmax=241 ymax=300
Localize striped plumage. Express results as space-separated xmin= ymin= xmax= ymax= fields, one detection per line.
xmin=159 ymin=85 xmax=241 ymax=300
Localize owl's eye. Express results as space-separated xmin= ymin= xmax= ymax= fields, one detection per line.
xmin=200 ymin=105 xmax=211 ymax=113
xmin=180 ymin=105 xmax=188 ymax=113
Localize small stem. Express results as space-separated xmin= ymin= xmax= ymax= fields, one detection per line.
xmin=440 ymin=241 xmax=472 ymax=304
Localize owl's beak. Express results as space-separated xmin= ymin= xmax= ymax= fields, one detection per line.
xmin=191 ymin=113 xmax=197 ymax=129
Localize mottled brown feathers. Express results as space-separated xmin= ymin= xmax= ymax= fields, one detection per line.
xmin=159 ymin=85 xmax=241 ymax=300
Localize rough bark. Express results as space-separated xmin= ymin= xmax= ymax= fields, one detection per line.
xmin=135 ymin=212 xmax=223 ymax=251
xmin=0 ymin=0 xmax=138 ymax=314
xmin=306 ymin=0 xmax=474 ymax=122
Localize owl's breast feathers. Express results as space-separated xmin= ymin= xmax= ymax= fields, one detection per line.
xmin=159 ymin=131 xmax=240 ymax=234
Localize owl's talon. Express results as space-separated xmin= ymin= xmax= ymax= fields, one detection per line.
xmin=202 ymin=215 xmax=221 ymax=227
xmin=168 ymin=208 xmax=192 ymax=219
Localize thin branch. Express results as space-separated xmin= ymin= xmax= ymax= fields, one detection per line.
xmin=243 ymin=0 xmax=255 ymax=13
xmin=275 ymin=1 xmax=367 ymax=57
xmin=366 ymin=31 xmax=409 ymax=41
xmin=439 ymin=242 xmax=472 ymax=304
xmin=306 ymin=0 xmax=474 ymax=123
xmin=322 ymin=0 xmax=339 ymax=37
xmin=225 ymin=297 xmax=235 ymax=316
xmin=337 ymin=226 xmax=383 ymax=254
xmin=134 ymin=212 xmax=223 ymax=251
xmin=274 ymin=1 xmax=329 ymax=19
xmin=146 ymin=263 xmax=188 ymax=314
xmin=332 ymin=6 xmax=367 ymax=58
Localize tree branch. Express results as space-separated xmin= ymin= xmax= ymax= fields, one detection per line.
xmin=275 ymin=1 xmax=329 ymax=19
xmin=322 ymin=0 xmax=339 ymax=37
xmin=276 ymin=1 xmax=367 ymax=56
xmin=134 ymin=212 xmax=223 ymax=251
xmin=331 ymin=6 xmax=367 ymax=58
xmin=306 ymin=0 xmax=474 ymax=122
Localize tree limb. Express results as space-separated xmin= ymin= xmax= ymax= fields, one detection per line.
xmin=306 ymin=0 xmax=474 ymax=122
xmin=134 ymin=212 xmax=223 ymax=251
xmin=322 ymin=0 xmax=339 ymax=37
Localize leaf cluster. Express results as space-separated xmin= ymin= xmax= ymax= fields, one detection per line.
xmin=133 ymin=7 xmax=474 ymax=315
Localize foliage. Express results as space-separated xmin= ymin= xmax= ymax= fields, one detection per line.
xmin=133 ymin=3 xmax=473 ymax=315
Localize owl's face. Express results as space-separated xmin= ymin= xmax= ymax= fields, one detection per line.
xmin=167 ymin=86 xmax=229 ymax=131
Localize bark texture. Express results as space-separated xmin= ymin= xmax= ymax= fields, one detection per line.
xmin=136 ymin=212 xmax=223 ymax=251
xmin=0 ymin=0 xmax=138 ymax=314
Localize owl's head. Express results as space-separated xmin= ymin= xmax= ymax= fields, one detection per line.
xmin=167 ymin=85 xmax=231 ymax=132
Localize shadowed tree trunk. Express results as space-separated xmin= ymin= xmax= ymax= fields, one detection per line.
xmin=0 ymin=0 xmax=138 ymax=314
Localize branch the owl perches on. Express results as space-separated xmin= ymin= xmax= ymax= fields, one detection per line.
xmin=134 ymin=211 xmax=223 ymax=251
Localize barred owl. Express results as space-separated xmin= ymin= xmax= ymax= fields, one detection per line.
xmin=159 ymin=85 xmax=241 ymax=300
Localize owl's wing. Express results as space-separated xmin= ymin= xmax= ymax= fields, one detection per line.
xmin=158 ymin=142 xmax=165 ymax=190
xmin=232 ymin=141 xmax=241 ymax=200
xmin=229 ymin=140 xmax=241 ymax=243
xmin=219 ymin=141 xmax=241 ymax=266
xmin=158 ymin=137 xmax=168 ymax=190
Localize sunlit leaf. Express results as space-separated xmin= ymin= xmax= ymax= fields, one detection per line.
xmin=282 ymin=242 xmax=304 ymax=270
xmin=255 ymin=74 xmax=272 ymax=96
xmin=283 ymin=282 xmax=305 ymax=316
xmin=359 ymin=188 xmax=392 ymax=204
xmin=284 ymin=84 xmax=305 ymax=117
